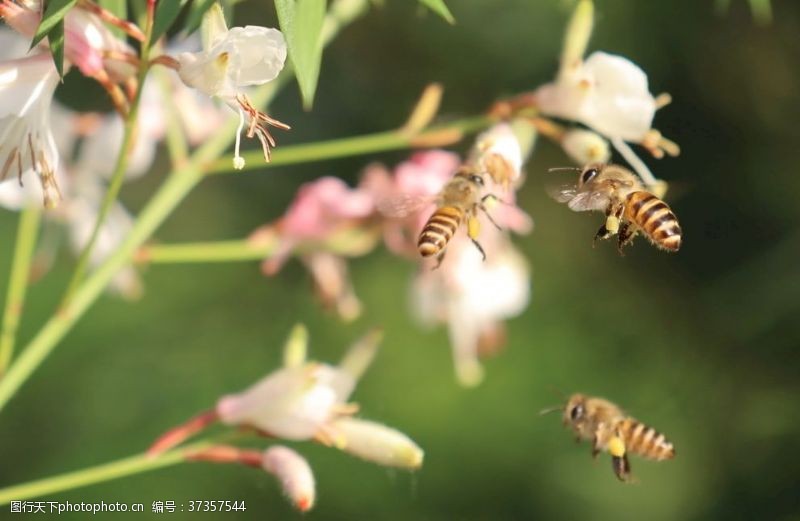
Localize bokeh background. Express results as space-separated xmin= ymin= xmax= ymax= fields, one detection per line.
xmin=2 ymin=0 xmax=799 ymax=519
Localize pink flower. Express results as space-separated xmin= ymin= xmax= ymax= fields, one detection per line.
xmin=252 ymin=176 xmax=379 ymax=321
xmin=365 ymin=150 xmax=460 ymax=257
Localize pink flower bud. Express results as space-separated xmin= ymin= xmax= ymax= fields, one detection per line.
xmin=262 ymin=446 xmax=316 ymax=512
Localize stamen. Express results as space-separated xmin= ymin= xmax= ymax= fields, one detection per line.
xmin=233 ymin=108 xmax=246 ymax=170
xmin=1 ymin=147 xmax=17 ymax=181
xmin=38 ymin=151 xmax=61 ymax=209
xmin=654 ymin=92 xmax=672 ymax=110
xmin=234 ymin=94 xmax=290 ymax=164
xmin=27 ymin=133 xmax=37 ymax=175
xmin=16 ymin=149 xmax=23 ymax=187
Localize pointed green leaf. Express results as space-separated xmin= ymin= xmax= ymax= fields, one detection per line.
xmin=274 ymin=0 xmax=326 ymax=110
xmin=31 ymin=0 xmax=77 ymax=48
xmin=47 ymin=18 xmax=67 ymax=78
xmin=418 ymin=0 xmax=454 ymax=24
xmin=185 ymin=0 xmax=218 ymax=35
xmin=97 ymin=0 xmax=128 ymax=38
xmin=152 ymin=0 xmax=190 ymax=42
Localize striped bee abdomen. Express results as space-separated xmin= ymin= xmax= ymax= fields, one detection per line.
xmin=617 ymin=418 xmax=675 ymax=461
xmin=624 ymin=191 xmax=682 ymax=251
xmin=418 ymin=206 xmax=463 ymax=257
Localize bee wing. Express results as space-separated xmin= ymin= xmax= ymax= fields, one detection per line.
xmin=546 ymin=182 xmax=609 ymax=211
xmin=547 ymin=182 xmax=579 ymax=203
xmin=376 ymin=193 xmax=437 ymax=218
xmin=566 ymin=190 xmax=611 ymax=212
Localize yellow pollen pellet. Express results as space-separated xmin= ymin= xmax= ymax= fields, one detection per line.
xmin=608 ymin=436 xmax=626 ymax=457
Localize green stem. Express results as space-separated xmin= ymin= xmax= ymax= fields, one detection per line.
xmin=0 ymin=205 xmax=42 ymax=374
xmin=156 ymin=67 xmax=189 ymax=168
xmin=61 ymin=12 xmax=157 ymax=304
xmin=208 ymin=115 xmax=493 ymax=175
xmin=0 ymin=441 xmax=213 ymax=505
xmin=140 ymin=239 xmax=277 ymax=264
xmin=0 ymin=165 xmax=203 ymax=413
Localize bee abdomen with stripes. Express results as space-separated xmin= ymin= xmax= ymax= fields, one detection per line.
xmin=418 ymin=206 xmax=464 ymax=258
xmin=624 ymin=191 xmax=682 ymax=252
xmin=618 ymin=418 xmax=675 ymax=461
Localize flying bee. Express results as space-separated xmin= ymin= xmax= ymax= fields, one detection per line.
xmin=552 ymin=163 xmax=682 ymax=253
xmin=544 ymin=393 xmax=675 ymax=482
xmin=417 ymin=167 xmax=501 ymax=267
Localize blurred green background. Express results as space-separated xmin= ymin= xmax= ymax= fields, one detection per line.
xmin=2 ymin=0 xmax=800 ymax=519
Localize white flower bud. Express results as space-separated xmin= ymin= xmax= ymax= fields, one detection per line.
xmin=559 ymin=0 xmax=594 ymax=81
xmin=561 ymin=129 xmax=610 ymax=165
xmin=262 ymin=446 xmax=316 ymax=512
xmin=282 ymin=323 xmax=309 ymax=369
xmin=330 ymin=417 xmax=424 ymax=469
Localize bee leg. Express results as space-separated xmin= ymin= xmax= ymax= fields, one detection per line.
xmin=591 ymin=435 xmax=601 ymax=459
xmin=470 ymin=238 xmax=487 ymax=261
xmin=593 ymin=224 xmax=611 ymax=247
xmin=607 ymin=434 xmax=632 ymax=482
xmin=466 ymin=214 xmax=487 ymax=261
xmin=616 ymin=222 xmax=634 ymax=256
xmin=432 ymin=251 xmax=446 ymax=270
xmin=612 ymin=454 xmax=632 ymax=482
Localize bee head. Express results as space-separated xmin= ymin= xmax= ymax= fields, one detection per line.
xmin=563 ymin=393 xmax=587 ymax=427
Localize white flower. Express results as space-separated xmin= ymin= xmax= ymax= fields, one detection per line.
xmin=176 ymin=5 xmax=289 ymax=169
xmin=561 ymin=128 xmax=611 ymax=165
xmin=536 ymin=51 xmax=657 ymax=142
xmin=262 ymin=446 xmax=316 ymax=512
xmin=412 ymin=238 xmax=530 ymax=387
xmin=215 ymin=326 xmax=381 ymax=441
xmin=0 ymin=37 xmax=61 ymax=208
xmin=328 ymin=417 xmax=424 ymax=469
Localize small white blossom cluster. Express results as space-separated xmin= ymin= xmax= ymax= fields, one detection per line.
xmin=148 ymin=325 xmax=424 ymax=512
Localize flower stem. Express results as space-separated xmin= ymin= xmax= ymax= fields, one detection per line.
xmin=61 ymin=11 xmax=157 ymax=305
xmin=208 ymin=115 xmax=494 ymax=175
xmin=155 ymin=67 xmax=189 ymax=168
xmin=138 ymin=239 xmax=277 ymax=264
xmin=0 ymin=204 xmax=42 ymax=374
xmin=0 ymin=441 xmax=213 ymax=505
xmin=0 ymin=164 xmax=203 ymax=413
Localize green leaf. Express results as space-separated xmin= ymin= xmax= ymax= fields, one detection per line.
xmin=152 ymin=0 xmax=190 ymax=42
xmin=97 ymin=0 xmax=128 ymax=38
xmin=418 ymin=0 xmax=454 ymax=24
xmin=274 ymin=0 xmax=326 ymax=110
xmin=185 ymin=0 xmax=218 ymax=35
xmin=31 ymin=0 xmax=77 ymax=49
xmin=47 ymin=19 xmax=67 ymax=78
